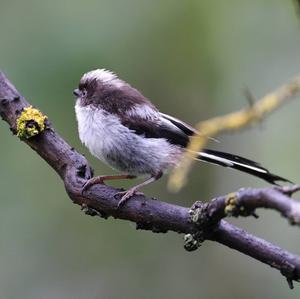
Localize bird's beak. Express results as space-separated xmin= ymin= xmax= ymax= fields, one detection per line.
xmin=73 ymin=89 xmax=80 ymax=97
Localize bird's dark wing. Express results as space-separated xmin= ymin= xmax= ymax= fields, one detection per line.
xmin=120 ymin=113 xmax=191 ymax=147
xmin=159 ymin=113 xmax=198 ymax=136
xmin=120 ymin=112 xmax=290 ymax=184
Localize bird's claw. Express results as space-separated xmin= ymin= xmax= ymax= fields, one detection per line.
xmin=114 ymin=189 xmax=144 ymax=208
xmin=81 ymin=177 xmax=105 ymax=195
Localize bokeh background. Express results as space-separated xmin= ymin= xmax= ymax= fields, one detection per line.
xmin=1 ymin=1 xmax=300 ymax=298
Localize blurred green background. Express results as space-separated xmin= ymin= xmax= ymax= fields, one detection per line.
xmin=1 ymin=0 xmax=300 ymax=298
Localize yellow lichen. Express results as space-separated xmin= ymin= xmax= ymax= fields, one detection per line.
xmin=224 ymin=192 xmax=238 ymax=216
xmin=16 ymin=106 xmax=47 ymax=139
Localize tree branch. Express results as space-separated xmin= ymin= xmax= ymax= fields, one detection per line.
xmin=1 ymin=71 xmax=300 ymax=288
xmin=190 ymin=185 xmax=300 ymax=226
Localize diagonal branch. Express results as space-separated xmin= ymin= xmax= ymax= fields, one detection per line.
xmin=1 ymin=71 xmax=300 ymax=288
xmin=169 ymin=75 xmax=300 ymax=191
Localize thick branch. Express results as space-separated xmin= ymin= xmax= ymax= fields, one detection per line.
xmin=1 ymin=71 xmax=300 ymax=287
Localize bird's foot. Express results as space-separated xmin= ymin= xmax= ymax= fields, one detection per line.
xmin=81 ymin=176 xmax=105 ymax=195
xmin=114 ymin=188 xmax=144 ymax=208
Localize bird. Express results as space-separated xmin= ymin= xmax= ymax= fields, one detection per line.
xmin=73 ymin=68 xmax=289 ymax=207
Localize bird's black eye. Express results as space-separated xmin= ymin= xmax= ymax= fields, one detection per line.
xmin=81 ymin=89 xmax=87 ymax=97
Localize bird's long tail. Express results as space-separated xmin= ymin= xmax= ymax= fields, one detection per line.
xmin=198 ymin=149 xmax=290 ymax=184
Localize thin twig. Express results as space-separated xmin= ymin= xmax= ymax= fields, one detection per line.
xmin=169 ymin=75 xmax=300 ymax=191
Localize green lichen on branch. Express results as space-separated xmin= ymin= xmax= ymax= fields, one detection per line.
xmin=183 ymin=202 xmax=210 ymax=252
xmin=16 ymin=106 xmax=47 ymax=139
xmin=183 ymin=233 xmax=202 ymax=251
xmin=188 ymin=201 xmax=210 ymax=226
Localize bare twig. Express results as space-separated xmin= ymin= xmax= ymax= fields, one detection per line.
xmin=169 ymin=75 xmax=300 ymax=191
xmin=1 ymin=71 xmax=300 ymax=288
xmin=188 ymin=186 xmax=300 ymax=227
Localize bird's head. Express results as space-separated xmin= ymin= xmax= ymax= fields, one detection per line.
xmin=73 ymin=69 xmax=125 ymax=108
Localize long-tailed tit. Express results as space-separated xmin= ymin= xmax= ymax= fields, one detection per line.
xmin=74 ymin=69 xmax=288 ymax=206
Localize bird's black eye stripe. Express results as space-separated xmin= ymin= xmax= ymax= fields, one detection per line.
xmin=78 ymin=82 xmax=87 ymax=91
